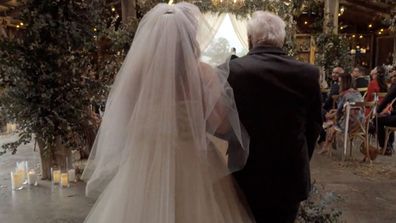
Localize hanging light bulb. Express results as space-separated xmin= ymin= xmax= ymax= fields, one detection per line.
xmin=111 ymin=6 xmax=116 ymax=12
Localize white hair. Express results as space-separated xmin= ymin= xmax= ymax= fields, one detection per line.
xmin=247 ymin=11 xmax=286 ymax=48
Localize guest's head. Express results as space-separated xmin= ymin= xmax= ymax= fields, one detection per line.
xmin=247 ymin=11 xmax=286 ymax=49
xmin=371 ymin=65 xmax=388 ymax=92
xmin=339 ymin=72 xmax=353 ymax=92
xmin=390 ymin=66 xmax=396 ymax=85
xmin=231 ymin=47 xmax=236 ymax=54
xmin=331 ymin=67 xmax=344 ymax=81
xmin=351 ymin=66 xmax=366 ymax=78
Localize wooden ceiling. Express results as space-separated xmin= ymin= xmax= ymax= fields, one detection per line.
xmin=0 ymin=0 xmax=21 ymax=15
xmin=339 ymin=0 xmax=396 ymax=34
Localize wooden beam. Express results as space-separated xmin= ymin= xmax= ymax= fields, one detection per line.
xmin=341 ymin=0 xmax=392 ymax=16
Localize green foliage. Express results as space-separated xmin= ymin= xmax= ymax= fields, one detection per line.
xmin=383 ymin=14 xmax=396 ymax=33
xmin=0 ymin=0 xmax=136 ymax=155
xmin=316 ymin=32 xmax=352 ymax=79
xmin=299 ymin=0 xmax=324 ymax=31
xmin=188 ymin=0 xmax=299 ymax=56
xmin=297 ymin=184 xmax=343 ymax=223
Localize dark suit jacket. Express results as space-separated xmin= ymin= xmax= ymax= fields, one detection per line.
xmin=354 ymin=76 xmax=369 ymax=89
xmin=228 ymin=46 xmax=322 ymax=206
xmin=378 ymin=84 xmax=396 ymax=112
xmin=231 ymin=54 xmax=239 ymax=60
xmin=323 ymin=81 xmax=340 ymax=111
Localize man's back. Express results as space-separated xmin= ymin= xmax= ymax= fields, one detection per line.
xmin=229 ymin=46 xmax=322 ymax=205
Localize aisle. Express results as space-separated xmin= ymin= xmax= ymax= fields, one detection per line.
xmin=311 ymin=149 xmax=396 ymax=223
xmin=0 ymin=134 xmax=94 ymax=223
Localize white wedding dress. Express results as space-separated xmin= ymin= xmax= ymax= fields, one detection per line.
xmin=82 ymin=3 xmax=254 ymax=223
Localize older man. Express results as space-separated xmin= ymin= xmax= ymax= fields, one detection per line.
xmin=228 ymin=11 xmax=322 ymax=223
xmin=323 ymin=67 xmax=344 ymax=111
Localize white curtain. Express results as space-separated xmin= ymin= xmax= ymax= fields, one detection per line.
xmin=199 ymin=12 xmax=226 ymax=51
xmin=229 ymin=14 xmax=249 ymax=50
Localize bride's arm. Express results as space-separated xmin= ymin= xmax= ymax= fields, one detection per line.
xmin=199 ymin=62 xmax=230 ymax=134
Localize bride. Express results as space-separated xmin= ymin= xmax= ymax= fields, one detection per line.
xmin=82 ymin=2 xmax=254 ymax=222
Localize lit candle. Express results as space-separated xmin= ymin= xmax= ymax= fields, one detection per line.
xmin=16 ymin=161 xmax=28 ymax=184
xmin=60 ymin=173 xmax=69 ymax=187
xmin=52 ymin=169 xmax=61 ymax=184
xmin=68 ymin=169 xmax=76 ymax=183
xmin=11 ymin=171 xmax=24 ymax=190
xmin=27 ymin=169 xmax=38 ymax=186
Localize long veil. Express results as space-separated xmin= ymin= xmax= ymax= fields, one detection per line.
xmin=81 ymin=2 xmax=249 ymax=204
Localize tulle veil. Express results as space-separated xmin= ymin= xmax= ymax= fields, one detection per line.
xmin=81 ymin=4 xmax=250 ymax=220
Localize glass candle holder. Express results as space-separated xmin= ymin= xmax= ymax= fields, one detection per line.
xmin=51 ymin=167 xmax=61 ymax=185
xmin=60 ymin=172 xmax=70 ymax=188
xmin=68 ymin=169 xmax=76 ymax=183
xmin=16 ymin=161 xmax=28 ymax=184
xmin=27 ymin=169 xmax=38 ymax=186
xmin=11 ymin=170 xmax=24 ymax=190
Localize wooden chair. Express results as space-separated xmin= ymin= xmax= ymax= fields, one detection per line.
xmin=334 ymin=101 xmax=375 ymax=161
xmin=377 ymin=92 xmax=387 ymax=98
xmin=383 ymin=126 xmax=396 ymax=155
xmin=358 ymin=87 xmax=368 ymax=98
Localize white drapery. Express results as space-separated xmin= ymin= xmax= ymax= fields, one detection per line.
xmin=200 ymin=12 xmax=226 ymax=51
xmin=228 ymin=14 xmax=249 ymax=50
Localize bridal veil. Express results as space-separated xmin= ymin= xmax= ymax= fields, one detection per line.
xmin=82 ymin=2 xmax=252 ymax=222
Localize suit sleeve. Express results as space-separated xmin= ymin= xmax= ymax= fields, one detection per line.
xmin=306 ymin=69 xmax=323 ymax=160
xmin=378 ymin=85 xmax=396 ymax=113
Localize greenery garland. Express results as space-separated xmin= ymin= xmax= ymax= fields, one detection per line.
xmin=0 ymin=0 xmax=137 ymax=157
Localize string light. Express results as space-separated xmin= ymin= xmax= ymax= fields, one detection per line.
xmin=352 ymin=34 xmax=356 ymax=38
xmin=380 ymin=28 xmax=384 ymax=32
xmin=111 ymin=6 xmax=115 ymax=12
xmin=368 ymin=24 xmax=372 ymax=28
xmin=16 ymin=24 xmax=20 ymax=28
xmin=20 ymin=22 xmax=23 ymax=26
xmin=378 ymin=31 xmax=382 ymax=35
xmin=338 ymin=13 xmax=341 ymax=16
xmin=93 ymin=27 xmax=97 ymax=32
xmin=359 ymin=35 xmax=363 ymax=39
xmin=304 ymin=21 xmax=308 ymax=25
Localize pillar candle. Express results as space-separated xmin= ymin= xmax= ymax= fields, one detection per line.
xmin=60 ymin=173 xmax=69 ymax=187
xmin=52 ymin=169 xmax=61 ymax=184
xmin=27 ymin=169 xmax=38 ymax=186
xmin=68 ymin=169 xmax=76 ymax=183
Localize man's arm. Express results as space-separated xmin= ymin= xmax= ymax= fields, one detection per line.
xmin=378 ymin=85 xmax=396 ymax=113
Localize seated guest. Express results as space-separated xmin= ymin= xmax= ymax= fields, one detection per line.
xmin=365 ymin=65 xmax=388 ymax=116
xmin=389 ymin=66 xmax=396 ymax=88
xmin=317 ymin=67 xmax=342 ymax=148
xmin=319 ymin=72 xmax=364 ymax=154
xmin=376 ymin=67 xmax=396 ymax=156
xmin=230 ymin=47 xmax=238 ymax=60
xmin=323 ymin=67 xmax=343 ymax=111
xmin=351 ymin=66 xmax=369 ymax=89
